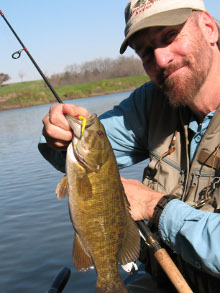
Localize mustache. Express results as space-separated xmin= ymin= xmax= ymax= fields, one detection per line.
xmin=157 ymin=60 xmax=190 ymax=85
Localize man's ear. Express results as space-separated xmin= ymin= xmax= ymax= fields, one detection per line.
xmin=200 ymin=12 xmax=219 ymax=45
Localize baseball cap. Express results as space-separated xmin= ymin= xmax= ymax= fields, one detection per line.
xmin=120 ymin=0 xmax=206 ymax=54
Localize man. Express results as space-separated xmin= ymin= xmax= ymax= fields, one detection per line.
xmin=39 ymin=0 xmax=220 ymax=292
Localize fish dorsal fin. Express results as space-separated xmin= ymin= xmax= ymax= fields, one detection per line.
xmin=73 ymin=233 xmax=94 ymax=271
xmin=118 ymin=196 xmax=140 ymax=265
xmin=56 ymin=175 xmax=68 ymax=200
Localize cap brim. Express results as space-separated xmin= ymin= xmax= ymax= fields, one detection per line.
xmin=120 ymin=8 xmax=192 ymax=54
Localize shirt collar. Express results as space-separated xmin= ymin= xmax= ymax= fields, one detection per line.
xmin=189 ymin=110 xmax=216 ymax=134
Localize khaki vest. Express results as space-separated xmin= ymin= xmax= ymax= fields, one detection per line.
xmin=141 ymin=87 xmax=220 ymax=293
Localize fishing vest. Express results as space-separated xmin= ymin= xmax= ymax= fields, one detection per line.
xmin=141 ymin=87 xmax=220 ymax=293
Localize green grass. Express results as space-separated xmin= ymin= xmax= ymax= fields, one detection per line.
xmin=0 ymin=76 xmax=150 ymax=110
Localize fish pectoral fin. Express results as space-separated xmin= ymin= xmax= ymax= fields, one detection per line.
xmin=76 ymin=173 xmax=93 ymax=201
xmin=118 ymin=199 xmax=140 ymax=265
xmin=56 ymin=175 xmax=68 ymax=200
xmin=73 ymin=233 xmax=94 ymax=272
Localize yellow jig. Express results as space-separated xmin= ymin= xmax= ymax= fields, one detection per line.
xmin=74 ymin=114 xmax=87 ymax=148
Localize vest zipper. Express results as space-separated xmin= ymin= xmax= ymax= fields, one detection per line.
xmin=152 ymin=150 xmax=217 ymax=178
xmin=150 ymin=150 xmax=182 ymax=172
xmin=151 ymin=150 xmax=218 ymax=200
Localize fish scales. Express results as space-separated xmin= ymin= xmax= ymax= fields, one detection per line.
xmin=56 ymin=114 xmax=140 ymax=293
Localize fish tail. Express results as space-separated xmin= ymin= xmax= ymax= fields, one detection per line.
xmin=96 ymin=280 xmax=128 ymax=293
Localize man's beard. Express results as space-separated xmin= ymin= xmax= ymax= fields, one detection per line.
xmin=156 ymin=41 xmax=214 ymax=108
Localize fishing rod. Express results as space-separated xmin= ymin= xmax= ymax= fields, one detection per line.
xmin=46 ymin=267 xmax=71 ymax=293
xmin=136 ymin=221 xmax=192 ymax=293
xmin=1 ymin=10 xmax=192 ymax=292
xmin=0 ymin=10 xmax=63 ymax=104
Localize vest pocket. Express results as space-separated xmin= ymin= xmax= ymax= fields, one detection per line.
xmin=186 ymin=171 xmax=220 ymax=211
xmin=143 ymin=150 xmax=185 ymax=198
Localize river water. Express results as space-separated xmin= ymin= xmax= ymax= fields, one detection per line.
xmin=0 ymin=92 xmax=148 ymax=293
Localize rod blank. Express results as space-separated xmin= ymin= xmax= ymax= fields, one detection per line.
xmin=0 ymin=10 xmax=63 ymax=104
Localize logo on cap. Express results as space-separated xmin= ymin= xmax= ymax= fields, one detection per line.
xmin=134 ymin=0 xmax=155 ymax=8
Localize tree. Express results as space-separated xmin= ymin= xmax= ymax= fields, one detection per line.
xmin=18 ymin=71 xmax=24 ymax=82
xmin=49 ymin=56 xmax=146 ymax=87
xmin=0 ymin=73 xmax=10 ymax=85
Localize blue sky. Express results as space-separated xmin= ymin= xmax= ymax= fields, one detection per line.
xmin=1 ymin=0 xmax=219 ymax=83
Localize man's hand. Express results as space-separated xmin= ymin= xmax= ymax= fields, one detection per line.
xmin=121 ymin=177 xmax=165 ymax=222
xmin=42 ymin=103 xmax=91 ymax=151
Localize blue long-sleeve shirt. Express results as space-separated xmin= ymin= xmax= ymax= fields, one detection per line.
xmin=159 ymin=199 xmax=220 ymax=277
xmin=38 ymin=81 xmax=219 ymax=277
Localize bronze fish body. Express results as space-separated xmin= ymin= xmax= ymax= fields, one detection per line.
xmin=56 ymin=114 xmax=140 ymax=293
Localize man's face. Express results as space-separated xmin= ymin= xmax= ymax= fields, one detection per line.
xmin=132 ymin=14 xmax=214 ymax=107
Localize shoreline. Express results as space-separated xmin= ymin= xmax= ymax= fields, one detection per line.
xmin=0 ymin=76 xmax=149 ymax=112
xmin=0 ymin=87 xmax=136 ymax=112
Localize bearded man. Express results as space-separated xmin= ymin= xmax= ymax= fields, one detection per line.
xmin=39 ymin=0 xmax=220 ymax=292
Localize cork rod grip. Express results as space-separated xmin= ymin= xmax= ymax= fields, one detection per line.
xmin=154 ymin=248 xmax=193 ymax=293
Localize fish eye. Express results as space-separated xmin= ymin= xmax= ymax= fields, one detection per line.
xmin=97 ymin=130 xmax=104 ymax=138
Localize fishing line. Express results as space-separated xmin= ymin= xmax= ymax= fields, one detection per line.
xmin=0 ymin=10 xmax=63 ymax=104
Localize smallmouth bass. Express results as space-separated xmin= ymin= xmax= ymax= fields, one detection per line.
xmin=56 ymin=114 xmax=140 ymax=292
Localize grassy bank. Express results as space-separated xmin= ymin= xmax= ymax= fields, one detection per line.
xmin=0 ymin=75 xmax=150 ymax=111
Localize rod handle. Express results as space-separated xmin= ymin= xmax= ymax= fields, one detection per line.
xmin=46 ymin=267 xmax=71 ymax=293
xmin=154 ymin=249 xmax=193 ymax=293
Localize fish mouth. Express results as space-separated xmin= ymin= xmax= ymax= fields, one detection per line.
xmin=66 ymin=113 xmax=99 ymax=171
xmin=65 ymin=113 xmax=97 ymax=139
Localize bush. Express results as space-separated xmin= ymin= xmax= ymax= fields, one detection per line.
xmin=0 ymin=73 xmax=11 ymax=85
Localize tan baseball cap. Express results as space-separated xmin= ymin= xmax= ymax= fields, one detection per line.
xmin=120 ymin=0 xmax=206 ymax=54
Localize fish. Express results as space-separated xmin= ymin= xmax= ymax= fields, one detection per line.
xmin=56 ymin=113 xmax=140 ymax=293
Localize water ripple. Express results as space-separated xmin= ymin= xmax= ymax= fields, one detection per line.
xmin=0 ymin=93 xmax=147 ymax=293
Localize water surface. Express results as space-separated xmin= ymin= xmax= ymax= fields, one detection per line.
xmin=0 ymin=92 xmax=148 ymax=293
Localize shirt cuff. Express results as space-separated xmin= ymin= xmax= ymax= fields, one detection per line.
xmin=158 ymin=199 xmax=195 ymax=249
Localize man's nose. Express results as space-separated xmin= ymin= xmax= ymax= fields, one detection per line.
xmin=154 ymin=46 xmax=174 ymax=68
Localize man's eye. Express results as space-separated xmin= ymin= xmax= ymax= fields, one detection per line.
xmin=164 ymin=31 xmax=177 ymax=43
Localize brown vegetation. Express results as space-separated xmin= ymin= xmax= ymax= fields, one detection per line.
xmin=49 ymin=56 xmax=145 ymax=87
xmin=0 ymin=73 xmax=10 ymax=85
